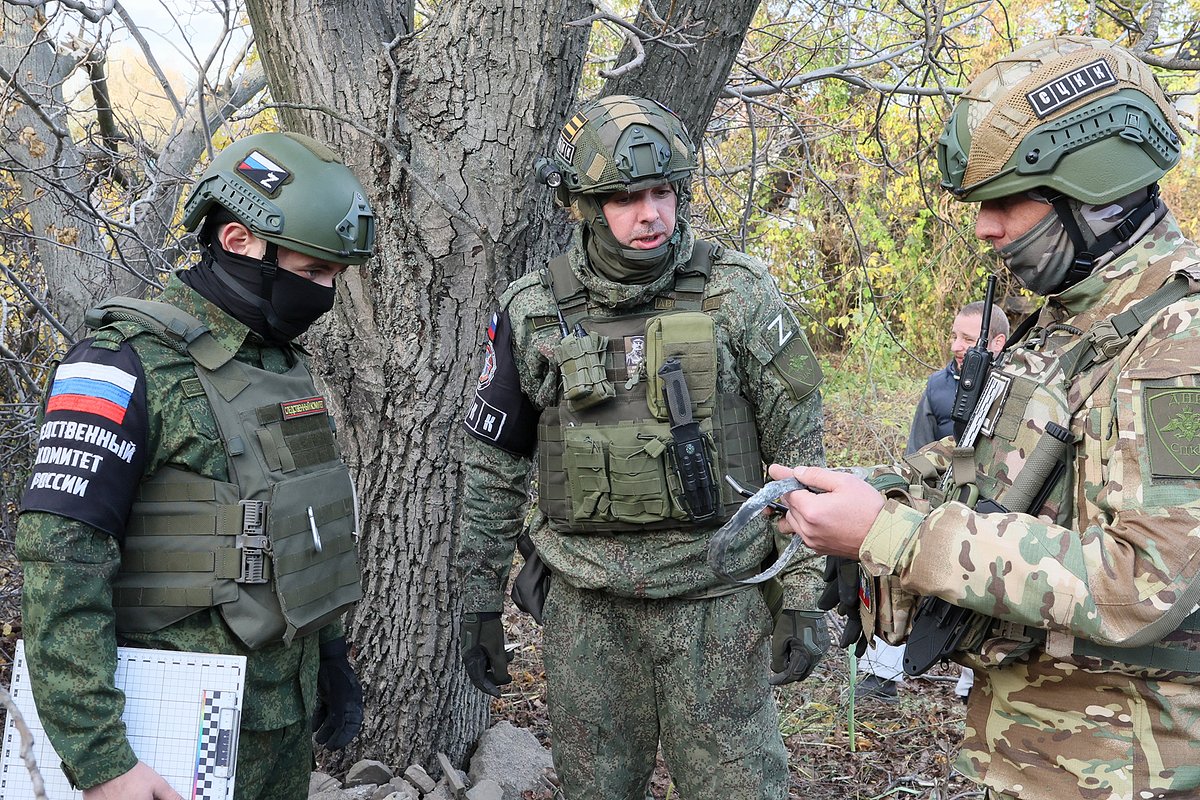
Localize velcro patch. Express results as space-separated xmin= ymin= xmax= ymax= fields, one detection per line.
xmin=1025 ymin=58 xmax=1116 ymax=119
xmin=280 ymin=396 xmax=327 ymax=419
xmin=1146 ymin=386 xmax=1200 ymax=479
xmin=759 ymin=311 xmax=823 ymax=401
xmin=237 ymin=150 xmax=291 ymax=195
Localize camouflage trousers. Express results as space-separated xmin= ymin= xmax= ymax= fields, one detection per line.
xmin=542 ymin=581 xmax=789 ymax=800
xmin=233 ymin=718 xmax=312 ymax=800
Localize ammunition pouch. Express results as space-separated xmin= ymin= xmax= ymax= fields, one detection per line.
xmin=555 ymin=332 xmax=615 ymax=413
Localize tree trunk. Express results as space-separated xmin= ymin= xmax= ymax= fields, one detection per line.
xmin=603 ymin=0 xmax=763 ymax=147
xmin=0 ymin=5 xmax=117 ymax=337
xmin=245 ymin=0 xmax=591 ymax=769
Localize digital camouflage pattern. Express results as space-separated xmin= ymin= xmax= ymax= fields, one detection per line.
xmin=459 ymin=222 xmax=826 ymax=613
xmin=859 ymin=215 xmax=1200 ymax=798
xmin=458 ymin=219 xmax=824 ymax=798
xmin=541 ymin=581 xmax=788 ymax=800
xmin=17 ymin=275 xmax=334 ymax=791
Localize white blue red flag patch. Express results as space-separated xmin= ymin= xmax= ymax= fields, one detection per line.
xmin=237 ymin=150 xmax=291 ymax=194
xmin=47 ymin=362 xmax=137 ymax=425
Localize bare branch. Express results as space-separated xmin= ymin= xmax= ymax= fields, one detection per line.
xmin=4 ymin=0 xmax=115 ymax=24
xmin=111 ymin=0 xmax=185 ymax=117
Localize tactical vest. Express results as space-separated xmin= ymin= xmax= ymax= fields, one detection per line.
xmin=952 ymin=250 xmax=1200 ymax=674
xmin=536 ymin=242 xmax=764 ymax=533
xmin=87 ymin=297 xmax=362 ymax=650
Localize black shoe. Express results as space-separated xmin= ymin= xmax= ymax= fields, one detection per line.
xmin=856 ymin=674 xmax=899 ymax=703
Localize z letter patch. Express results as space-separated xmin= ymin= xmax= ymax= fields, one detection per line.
xmin=1146 ymin=386 xmax=1200 ymax=479
xmin=237 ymin=150 xmax=291 ymax=195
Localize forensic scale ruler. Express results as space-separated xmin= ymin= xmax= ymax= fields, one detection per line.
xmin=0 ymin=640 xmax=245 ymax=799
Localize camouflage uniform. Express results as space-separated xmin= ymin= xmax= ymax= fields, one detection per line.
xmin=459 ymin=220 xmax=825 ymax=799
xmin=17 ymin=276 xmax=336 ymax=795
xmin=860 ymin=215 xmax=1200 ymax=798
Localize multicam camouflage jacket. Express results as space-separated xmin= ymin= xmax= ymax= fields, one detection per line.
xmin=16 ymin=275 xmax=334 ymax=789
xmin=859 ymin=215 xmax=1200 ymax=798
xmin=458 ymin=223 xmax=826 ymax=613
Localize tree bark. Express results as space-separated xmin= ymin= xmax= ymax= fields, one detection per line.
xmin=602 ymin=0 xmax=762 ymax=147
xmin=0 ymin=5 xmax=117 ymax=337
xmin=245 ymin=0 xmax=591 ymax=769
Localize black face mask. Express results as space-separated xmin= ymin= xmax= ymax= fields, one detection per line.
xmin=182 ymin=243 xmax=335 ymax=343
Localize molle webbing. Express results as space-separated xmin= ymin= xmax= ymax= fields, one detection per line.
xmin=92 ymin=298 xmax=361 ymax=649
xmin=538 ymin=393 xmax=763 ymax=534
xmin=544 ymin=240 xmax=719 ymax=330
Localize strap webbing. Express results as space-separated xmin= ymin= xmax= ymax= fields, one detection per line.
xmin=1059 ymin=273 xmax=1194 ymax=380
xmin=543 ymin=240 xmax=718 ymax=329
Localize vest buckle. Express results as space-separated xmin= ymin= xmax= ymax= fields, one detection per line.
xmin=1089 ymin=319 xmax=1126 ymax=361
xmin=237 ymin=500 xmax=271 ymax=584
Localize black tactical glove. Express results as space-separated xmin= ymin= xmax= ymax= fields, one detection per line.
xmin=817 ymin=555 xmax=869 ymax=657
xmin=312 ymin=636 xmax=364 ymax=750
xmin=461 ymin=611 xmax=512 ymax=697
xmin=769 ymin=609 xmax=831 ymax=685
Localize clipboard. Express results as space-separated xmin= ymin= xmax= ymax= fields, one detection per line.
xmin=1 ymin=640 xmax=245 ymax=799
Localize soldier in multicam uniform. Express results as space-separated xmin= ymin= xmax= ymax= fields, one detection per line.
xmin=18 ymin=132 xmax=375 ymax=799
xmin=769 ymin=37 xmax=1200 ymax=799
xmin=457 ymin=95 xmax=827 ymax=799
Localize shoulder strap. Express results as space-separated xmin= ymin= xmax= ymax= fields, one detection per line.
xmin=1059 ymin=271 xmax=1197 ymax=381
xmin=542 ymin=240 xmax=720 ymax=327
xmin=672 ymin=239 xmax=715 ymax=302
xmin=86 ymin=297 xmax=238 ymax=372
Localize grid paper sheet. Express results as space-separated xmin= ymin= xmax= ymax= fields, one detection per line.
xmin=1 ymin=640 xmax=245 ymax=800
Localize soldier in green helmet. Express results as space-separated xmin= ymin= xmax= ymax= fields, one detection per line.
xmin=18 ymin=131 xmax=375 ymax=799
xmin=456 ymin=95 xmax=828 ymax=798
xmin=768 ymin=37 xmax=1200 ymax=799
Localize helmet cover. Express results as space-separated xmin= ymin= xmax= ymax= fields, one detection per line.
xmin=938 ymin=36 xmax=1183 ymax=204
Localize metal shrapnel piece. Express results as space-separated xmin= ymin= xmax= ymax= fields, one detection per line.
xmin=708 ymin=477 xmax=805 ymax=585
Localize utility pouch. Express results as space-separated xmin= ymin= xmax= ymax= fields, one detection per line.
xmin=511 ymin=529 xmax=552 ymax=625
xmin=260 ymin=466 xmax=361 ymax=646
xmin=555 ymin=332 xmax=615 ymax=412
xmin=645 ymin=312 xmax=717 ymax=421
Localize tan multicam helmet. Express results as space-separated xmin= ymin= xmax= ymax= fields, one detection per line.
xmin=538 ymin=95 xmax=696 ymax=203
xmin=938 ymin=36 xmax=1183 ymax=204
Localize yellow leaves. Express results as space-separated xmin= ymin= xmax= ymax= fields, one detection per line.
xmin=18 ymin=126 xmax=46 ymax=158
xmin=47 ymin=225 xmax=79 ymax=245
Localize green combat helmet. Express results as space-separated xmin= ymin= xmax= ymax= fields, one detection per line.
xmin=535 ymin=95 xmax=696 ymax=207
xmin=182 ymin=131 xmax=375 ymax=264
xmin=937 ymin=36 xmax=1183 ymax=205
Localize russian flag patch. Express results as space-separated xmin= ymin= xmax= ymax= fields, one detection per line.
xmin=236 ymin=149 xmax=291 ymax=194
xmin=46 ymin=362 xmax=138 ymax=425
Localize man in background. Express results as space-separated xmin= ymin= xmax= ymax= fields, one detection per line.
xmin=857 ymin=301 xmax=1010 ymax=701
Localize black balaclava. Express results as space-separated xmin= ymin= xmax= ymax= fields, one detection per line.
xmin=181 ymin=216 xmax=335 ymax=343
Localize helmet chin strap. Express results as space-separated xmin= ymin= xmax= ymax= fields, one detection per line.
xmin=1047 ymin=184 xmax=1160 ymax=287
xmin=205 ymin=240 xmax=295 ymax=336
xmin=260 ymin=241 xmax=279 ymax=302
